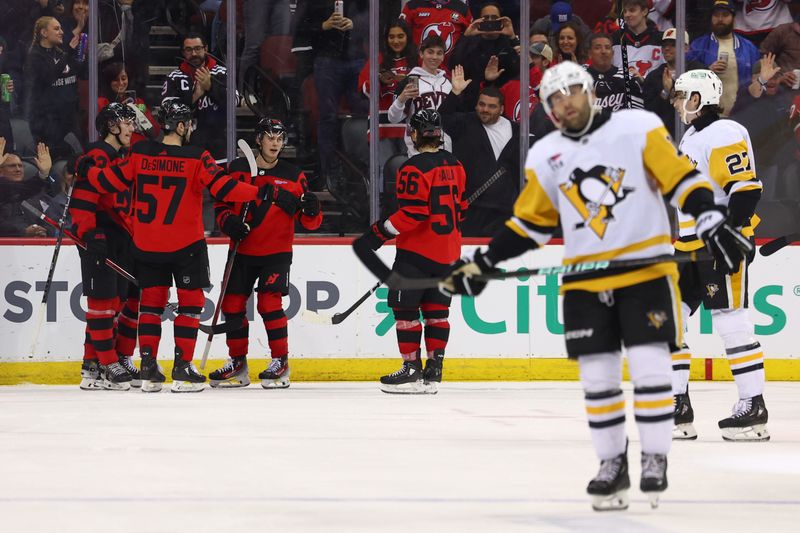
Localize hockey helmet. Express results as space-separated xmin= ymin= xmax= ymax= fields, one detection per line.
xmin=673 ymin=69 xmax=723 ymax=122
xmin=96 ymin=102 xmax=136 ymax=136
xmin=159 ymin=97 xmax=193 ymax=131
xmin=409 ymin=109 xmax=443 ymax=139
xmin=539 ymin=61 xmax=596 ymax=118
xmin=255 ymin=117 xmax=287 ymax=142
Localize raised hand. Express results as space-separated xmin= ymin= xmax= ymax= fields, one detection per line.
xmin=450 ymin=65 xmax=473 ymax=96
xmin=34 ymin=143 xmax=52 ymax=177
xmin=484 ymin=55 xmax=505 ymax=82
xmin=759 ymin=53 xmax=781 ymax=83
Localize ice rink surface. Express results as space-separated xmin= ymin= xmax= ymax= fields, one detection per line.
xmin=1 ymin=381 xmax=799 ymax=533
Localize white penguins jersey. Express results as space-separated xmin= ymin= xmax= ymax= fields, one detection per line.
xmin=675 ymin=118 xmax=762 ymax=252
xmin=508 ymin=109 xmax=712 ymax=292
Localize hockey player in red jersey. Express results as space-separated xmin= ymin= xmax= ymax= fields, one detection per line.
xmin=400 ymin=0 xmax=472 ymax=63
xmin=209 ymin=118 xmax=322 ymax=389
xmin=353 ymin=109 xmax=467 ymax=394
xmin=76 ymin=98 xmax=272 ymax=393
xmin=70 ymin=102 xmax=139 ymax=391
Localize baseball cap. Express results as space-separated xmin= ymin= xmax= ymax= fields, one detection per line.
xmin=711 ymin=0 xmax=735 ymax=14
xmin=530 ymin=42 xmax=554 ymax=62
xmin=662 ymin=28 xmax=689 ymax=45
xmin=550 ymin=2 xmax=573 ymax=33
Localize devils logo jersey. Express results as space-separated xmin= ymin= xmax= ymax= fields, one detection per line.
xmin=612 ymin=25 xmax=664 ymax=79
xmin=400 ymin=0 xmax=472 ymax=59
xmin=735 ymin=0 xmax=792 ymax=35
xmin=508 ymin=109 xmax=712 ymax=292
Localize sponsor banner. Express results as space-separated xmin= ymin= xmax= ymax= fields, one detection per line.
xmin=0 ymin=244 xmax=797 ymax=361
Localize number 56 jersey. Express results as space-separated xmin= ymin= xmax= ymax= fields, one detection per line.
xmin=509 ymin=109 xmax=712 ymax=292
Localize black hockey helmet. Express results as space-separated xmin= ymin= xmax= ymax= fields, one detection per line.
xmin=255 ymin=117 xmax=287 ymax=142
xmin=96 ymin=102 xmax=136 ymax=136
xmin=159 ymin=97 xmax=193 ymax=131
xmin=409 ymin=109 xmax=443 ymax=139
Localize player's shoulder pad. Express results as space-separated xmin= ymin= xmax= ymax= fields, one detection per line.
xmin=404 ymin=151 xmax=447 ymax=174
xmin=132 ymin=139 xmax=169 ymax=156
xmin=169 ymin=144 xmax=206 ymax=159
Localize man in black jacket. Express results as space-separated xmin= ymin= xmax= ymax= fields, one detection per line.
xmin=439 ymin=67 xmax=519 ymax=237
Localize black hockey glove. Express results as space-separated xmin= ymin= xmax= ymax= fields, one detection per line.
xmin=220 ymin=213 xmax=250 ymax=242
xmin=83 ymin=228 xmax=108 ymax=263
xmin=440 ymin=249 xmax=496 ymax=297
xmin=357 ymin=220 xmax=395 ymax=251
xmin=274 ymin=187 xmax=301 ymax=215
xmin=695 ymin=208 xmax=754 ymax=275
xmin=300 ymin=191 xmax=320 ymax=217
xmin=258 ymin=183 xmax=275 ymax=202
xmin=75 ymin=156 xmax=96 ymax=178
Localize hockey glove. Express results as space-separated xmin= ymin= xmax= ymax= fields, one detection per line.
xmin=300 ymin=191 xmax=321 ymax=217
xmin=358 ymin=220 xmax=395 ymax=251
xmin=274 ymin=187 xmax=301 ymax=216
xmin=75 ymin=156 xmax=96 ymax=178
xmin=220 ymin=213 xmax=251 ymax=242
xmin=695 ymin=208 xmax=754 ymax=275
xmin=258 ymin=183 xmax=275 ymax=202
xmin=440 ymin=249 xmax=496 ymax=297
xmin=83 ymin=228 xmax=108 ymax=263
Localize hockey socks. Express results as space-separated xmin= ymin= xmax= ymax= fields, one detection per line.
xmin=222 ymin=293 xmax=249 ymax=357
xmin=258 ymin=292 xmax=288 ymax=357
xmin=421 ymin=302 xmax=449 ymax=353
xmin=115 ymin=296 xmax=139 ymax=358
xmin=628 ymin=343 xmax=673 ymax=456
xmin=86 ymin=297 xmax=120 ymax=365
xmin=393 ymin=308 xmax=422 ymax=358
xmin=174 ymin=288 xmax=205 ymax=362
xmin=669 ymin=342 xmax=691 ymax=396
xmin=579 ymin=353 xmax=627 ymax=461
xmin=714 ymin=308 xmax=765 ymax=399
xmin=138 ymin=286 xmax=168 ymax=359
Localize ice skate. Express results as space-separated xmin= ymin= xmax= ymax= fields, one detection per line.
xmin=380 ymin=359 xmax=425 ymax=394
xmin=99 ymin=361 xmax=132 ymax=391
xmin=719 ymin=395 xmax=770 ymax=441
xmin=422 ymin=353 xmax=444 ymax=394
xmin=259 ymin=356 xmax=290 ymax=389
xmin=672 ymin=392 xmax=697 ymax=440
xmin=640 ymin=453 xmax=668 ymax=509
xmin=171 ymin=358 xmax=207 ymax=393
xmin=586 ymin=452 xmax=630 ymax=511
xmin=79 ymin=359 xmax=103 ymax=390
xmin=140 ymin=353 xmax=166 ymax=393
xmin=118 ymin=354 xmax=141 ymax=388
xmin=209 ymin=356 xmax=250 ymax=388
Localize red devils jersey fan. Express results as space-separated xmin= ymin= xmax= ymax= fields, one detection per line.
xmin=400 ymin=0 xmax=472 ymax=63
xmin=77 ymin=98 xmax=270 ymax=393
xmin=209 ymin=118 xmax=323 ymax=389
xmin=353 ymin=109 xmax=467 ymax=395
xmin=70 ymin=102 xmax=140 ymax=391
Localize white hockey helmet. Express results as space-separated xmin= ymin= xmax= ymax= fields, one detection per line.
xmin=673 ymin=69 xmax=723 ymax=122
xmin=539 ymin=61 xmax=597 ymax=134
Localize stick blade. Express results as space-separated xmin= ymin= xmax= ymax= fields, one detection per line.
xmin=759 ymin=235 xmax=795 ymax=257
xmin=301 ymin=309 xmax=334 ymax=325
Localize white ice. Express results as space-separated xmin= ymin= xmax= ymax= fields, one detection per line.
xmin=1 ymin=382 xmax=799 ymax=532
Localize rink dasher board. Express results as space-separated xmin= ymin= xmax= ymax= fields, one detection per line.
xmin=0 ymin=243 xmax=798 ymax=381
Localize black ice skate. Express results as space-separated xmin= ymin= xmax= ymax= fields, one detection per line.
xmin=259 ymin=356 xmax=290 ymax=389
xmin=99 ymin=361 xmax=133 ymax=391
xmin=672 ymin=392 xmax=697 ymax=440
xmin=640 ymin=453 xmax=668 ymax=508
xmin=209 ymin=356 xmax=250 ymax=388
xmin=718 ymin=395 xmax=770 ymax=442
xmin=379 ymin=359 xmax=425 ymax=394
xmin=118 ymin=355 xmax=141 ymax=388
xmin=139 ymin=352 xmax=166 ymax=393
xmin=586 ymin=452 xmax=630 ymax=511
xmin=80 ymin=359 xmax=102 ymax=391
xmin=422 ymin=352 xmax=444 ymax=394
xmin=171 ymin=358 xmax=207 ymax=393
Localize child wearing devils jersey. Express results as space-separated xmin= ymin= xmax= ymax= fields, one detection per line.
xmin=76 ymin=98 xmax=271 ymax=393
xmin=209 ymin=118 xmax=322 ymax=389
xmin=70 ymin=103 xmax=140 ymax=391
xmin=354 ymin=109 xmax=467 ymax=394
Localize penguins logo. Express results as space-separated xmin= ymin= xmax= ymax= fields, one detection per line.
xmin=646 ymin=310 xmax=668 ymax=330
xmin=559 ymin=165 xmax=633 ymax=238
xmin=706 ymin=283 xmax=719 ymax=298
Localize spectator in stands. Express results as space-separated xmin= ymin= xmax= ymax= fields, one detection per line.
xmin=688 ymin=0 xmax=760 ymax=116
xmin=643 ymin=28 xmax=705 ymax=134
xmin=439 ymin=72 xmax=520 ymax=237
xmin=162 ymin=32 xmax=238 ymax=158
xmin=59 ymin=0 xmax=87 ymax=55
xmin=23 ymin=16 xmax=82 ymax=159
xmin=484 ymin=40 xmax=551 ymax=123
xmin=41 ymin=153 xmax=76 ymax=236
xmin=759 ymin=15 xmax=800 ymax=89
xmin=388 ymin=34 xmax=452 ymax=156
xmin=238 ymin=0 xmax=291 ymax=87
xmin=531 ymin=2 xmax=591 ymax=43
xmin=586 ymin=32 xmax=645 ymax=111
xmin=649 ymin=0 xmax=675 ymax=31
xmin=0 ymin=36 xmax=13 ymax=147
xmin=97 ymin=0 xmax=157 ymax=98
xmin=612 ymin=0 xmax=664 ymax=81
xmin=0 ymin=137 xmax=50 ymax=237
xmin=734 ymin=0 xmax=792 ymax=47
xmin=293 ymin=0 xmax=368 ymax=187
xmin=449 ymin=2 xmax=519 ymax=110
xmin=98 ymin=62 xmax=160 ymax=142
xmin=530 ymin=30 xmax=549 ymax=47
xmin=399 ymin=0 xmax=472 ymax=65
xmin=553 ymin=21 xmax=586 ymax=65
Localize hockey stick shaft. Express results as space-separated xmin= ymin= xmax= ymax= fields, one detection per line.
xmin=466 ymin=167 xmax=506 ymax=205
xmin=759 ymin=233 xmax=800 ymax=256
xmin=618 ymin=5 xmax=632 ymax=109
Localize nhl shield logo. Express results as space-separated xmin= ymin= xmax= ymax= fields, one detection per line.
xmin=647 ymin=310 xmax=668 ymax=330
xmin=706 ymin=283 xmax=719 ymax=298
xmin=559 ymin=165 xmax=633 ymax=238
xmin=183 ymin=276 xmax=191 ymax=285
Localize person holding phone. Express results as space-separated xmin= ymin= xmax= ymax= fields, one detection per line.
xmin=98 ymin=62 xmax=160 ymax=143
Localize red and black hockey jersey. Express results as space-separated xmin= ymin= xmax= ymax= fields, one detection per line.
xmin=612 ymin=24 xmax=664 ymax=79
xmin=70 ymin=141 xmax=131 ymax=238
xmin=85 ymin=141 xmax=261 ymax=260
xmin=215 ymin=157 xmax=322 ymax=263
xmin=400 ymin=0 xmax=472 ymax=60
xmin=389 ymin=149 xmax=467 ymax=266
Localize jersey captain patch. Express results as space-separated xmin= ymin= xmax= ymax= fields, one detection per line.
xmin=559 ymin=165 xmax=633 ymax=239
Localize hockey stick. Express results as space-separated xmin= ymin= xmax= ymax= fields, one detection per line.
xmin=617 ymin=3 xmax=632 ymax=109
xmin=29 ymin=179 xmax=76 ymax=355
xmin=22 ymin=201 xmax=240 ymax=336
xmin=759 ymin=233 xmax=800 ymax=257
xmin=302 ymin=167 xmax=509 ymax=326
xmin=199 ymin=139 xmax=256 ymax=369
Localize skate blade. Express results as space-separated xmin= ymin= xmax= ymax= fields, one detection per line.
xmin=643 ymin=491 xmax=662 ymax=509
xmin=141 ymin=380 xmax=164 ymax=393
xmin=380 ymin=381 xmax=430 ymax=395
xmin=721 ymin=424 xmax=770 ymax=442
xmin=79 ymin=379 xmax=104 ymax=391
xmin=591 ymin=489 xmax=629 ymax=512
xmin=422 ymin=381 xmax=439 ymax=394
xmin=672 ymin=423 xmax=698 ymax=440
xmin=261 ymin=378 xmax=290 ymax=389
xmin=100 ymin=380 xmax=132 ymax=391
xmin=171 ymin=380 xmax=206 ymax=393
xmin=129 ymin=379 xmax=142 ymax=388
xmin=210 ymin=376 xmax=251 ymax=388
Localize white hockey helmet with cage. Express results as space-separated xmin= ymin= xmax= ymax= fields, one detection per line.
xmin=539 ymin=61 xmax=597 ymax=135
xmin=673 ymin=69 xmax=723 ymax=122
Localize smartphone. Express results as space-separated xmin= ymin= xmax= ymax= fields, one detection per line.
xmin=407 ymin=75 xmax=420 ymax=91
xmin=719 ymin=51 xmax=729 ymax=63
xmin=334 ymin=0 xmax=344 ymax=16
xmin=478 ymin=19 xmax=503 ymax=32
xmin=123 ymin=90 xmax=137 ymax=104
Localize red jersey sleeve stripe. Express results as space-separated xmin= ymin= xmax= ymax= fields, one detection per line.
xmin=210 ymin=175 xmax=239 ymax=200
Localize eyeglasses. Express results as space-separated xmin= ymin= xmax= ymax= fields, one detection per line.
xmin=183 ymin=45 xmax=206 ymax=54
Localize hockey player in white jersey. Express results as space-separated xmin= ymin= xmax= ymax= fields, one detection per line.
xmin=670 ymin=69 xmax=769 ymax=442
xmin=441 ymin=61 xmax=753 ymax=511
